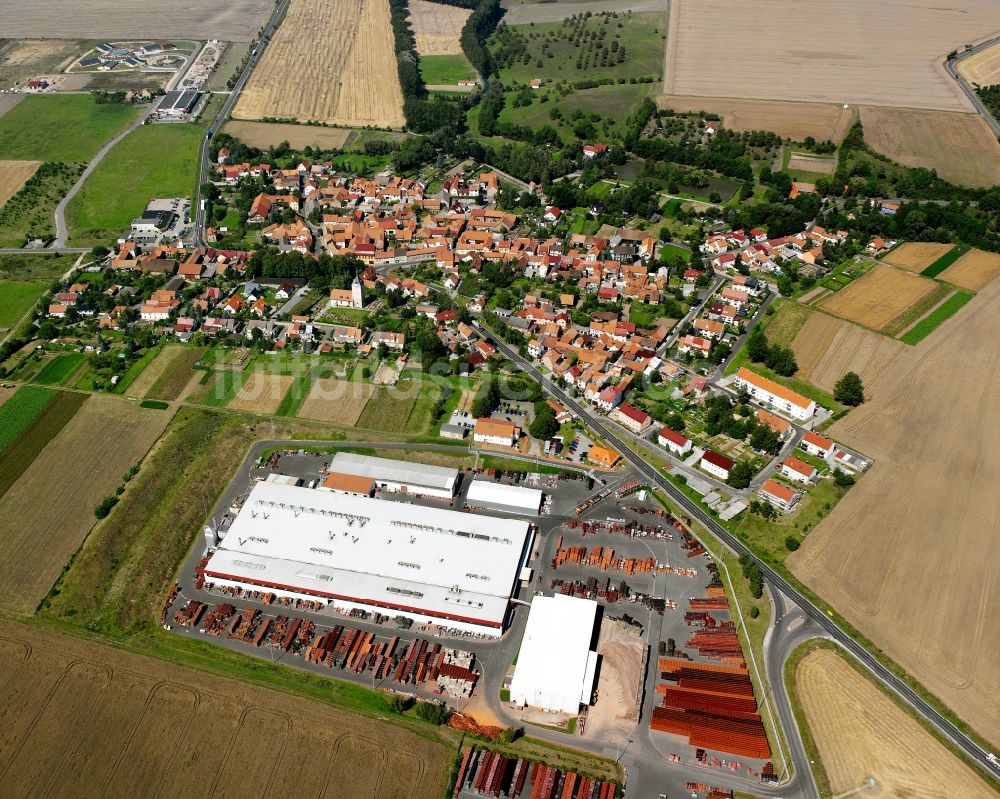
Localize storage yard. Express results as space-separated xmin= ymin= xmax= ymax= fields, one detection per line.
xmin=0 ymin=617 xmax=450 ymax=798
xmin=819 ymin=264 xmax=938 ymax=331
xmin=453 ymin=745 xmax=619 ymax=798
xmin=795 ymin=647 xmax=997 ymax=799
xmin=790 ymin=277 xmax=1000 ymax=743
xmin=233 ymin=0 xmax=406 ymax=128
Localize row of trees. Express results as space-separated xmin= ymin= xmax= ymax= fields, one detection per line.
xmin=745 ymin=327 xmax=797 ymax=376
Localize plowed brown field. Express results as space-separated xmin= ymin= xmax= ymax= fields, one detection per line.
xmin=228 ymin=373 xmax=294 ymax=415
xmin=790 ymin=277 xmax=1000 ymax=745
xmin=882 ymin=242 xmax=954 ymax=272
xmin=796 ymin=648 xmax=997 ymax=799
xmin=234 ymin=0 xmax=405 ymax=128
xmin=0 ymin=160 xmax=39 ymax=208
xmin=939 ymin=248 xmax=1000 ymax=292
xmin=820 ymin=265 xmax=937 ymax=331
xmin=0 ymin=619 xmax=450 ymax=798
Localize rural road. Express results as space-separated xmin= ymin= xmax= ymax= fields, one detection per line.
xmin=946 ymin=36 xmax=1000 ymax=136
xmin=473 ymin=321 xmax=1000 ymax=787
xmin=51 ymin=103 xmax=155 ymax=249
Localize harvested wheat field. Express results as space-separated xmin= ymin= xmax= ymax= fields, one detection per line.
xmin=938 ymin=248 xmax=1000 ymax=292
xmin=657 ymin=96 xmax=854 ymax=142
xmin=0 ymin=395 xmax=172 ymax=614
xmin=790 ymin=278 xmax=1000 ymax=744
xmin=791 ymin=312 xmax=905 ymax=395
xmin=0 ymin=160 xmax=38 ymax=208
xmin=882 ymin=242 xmax=954 ymax=272
xmin=0 ymin=1 xmax=273 ymax=39
xmin=0 ymin=619 xmax=450 ymax=798
xmin=821 ymin=265 xmax=937 ymax=331
xmin=860 ymin=107 xmax=1000 ymax=188
xmin=958 ymin=41 xmax=1000 ymax=86
xmin=795 ymin=648 xmax=997 ymax=799
xmin=234 ymin=0 xmax=405 ymax=128
xmin=298 ymin=377 xmax=374 ymax=425
xmin=663 ymin=0 xmax=1000 ymax=111
xmin=228 ymin=372 xmax=294 ymax=415
xmin=410 ymin=0 xmax=471 ymax=56
xmin=225 ymin=121 xmax=351 ymax=150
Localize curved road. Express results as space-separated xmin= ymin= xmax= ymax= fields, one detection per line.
xmin=474 ymin=321 xmax=1000 ymax=786
xmin=947 ymin=36 xmax=1000 ymax=136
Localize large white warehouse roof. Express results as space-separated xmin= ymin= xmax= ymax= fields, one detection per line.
xmin=204 ymin=482 xmax=530 ymax=629
xmin=331 ymin=451 xmax=458 ymax=494
xmin=467 ymin=480 xmax=543 ymax=515
xmin=508 ymin=594 xmax=599 ymax=713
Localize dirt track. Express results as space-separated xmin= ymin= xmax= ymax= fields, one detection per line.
xmin=790 ymin=276 xmax=1000 ymax=746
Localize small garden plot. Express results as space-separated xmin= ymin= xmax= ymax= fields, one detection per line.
xmin=820 ymin=265 xmax=937 ymax=331
xmin=297 ymin=377 xmax=374 ymax=425
xmin=227 ymin=373 xmax=295 ymax=415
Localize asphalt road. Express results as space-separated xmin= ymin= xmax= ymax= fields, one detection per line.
xmin=947 ymin=37 xmax=1000 ymax=136
xmin=474 ymin=321 xmax=1000 ymax=786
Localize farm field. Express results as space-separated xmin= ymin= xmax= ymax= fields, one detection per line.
xmin=790 ymin=276 xmax=1000 ymax=745
xmin=501 ymin=0 xmax=666 ymax=25
xmin=791 ymin=311 xmax=905 ymax=395
xmin=234 ymin=0 xmax=405 ymax=128
xmin=0 ymin=386 xmax=57 ymax=455
xmin=126 ymin=345 xmax=203 ymax=400
xmin=410 ymin=0 xmax=470 ymax=56
xmin=0 ymin=94 xmax=137 ymax=161
xmin=0 ymin=94 xmax=23 ymax=119
xmin=33 ymin=352 xmax=85 ymax=385
xmin=663 ymin=0 xmax=1000 ymax=111
xmin=298 ymin=377 xmax=374 ymax=425
xmin=0 ymin=394 xmax=172 ymax=614
xmin=228 ymin=372 xmax=296 ymax=415
xmin=656 ymin=95 xmax=854 ymax=142
xmin=0 ymin=39 xmax=85 ymax=88
xmin=0 ymin=1 xmax=274 ymax=39
xmin=859 ymin=107 xmax=1000 ymax=188
xmin=938 ymin=248 xmax=1000 ymax=292
xmin=0 ymin=280 xmax=45 ymax=329
xmin=957 ymin=41 xmax=1000 ymax=86
xmin=357 ymin=384 xmax=418 ymax=431
xmin=0 ymin=619 xmax=450 ymax=799
xmin=0 ymin=160 xmax=39 ymax=208
xmin=420 ymin=54 xmax=476 ymax=86
xmin=66 ymin=122 xmax=202 ymax=246
xmin=882 ymin=241 xmax=954 ymax=272
xmin=794 ymin=648 xmax=997 ymax=799
xmin=785 ymin=152 xmax=835 ymax=175
xmin=224 ymin=121 xmax=351 ymax=150
xmin=820 ymin=265 xmax=937 ymax=331
xmin=899 ymin=291 xmax=973 ymax=346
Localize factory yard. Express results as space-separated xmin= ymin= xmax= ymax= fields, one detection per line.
xmin=819 ymin=265 xmax=937 ymax=332
xmin=663 ymin=0 xmax=1000 ymax=112
xmin=0 ymin=618 xmax=449 ymax=799
xmin=790 ymin=277 xmax=1000 ymax=744
xmin=233 ymin=0 xmax=406 ymax=128
xmin=409 ymin=0 xmax=471 ymax=56
xmin=795 ymin=647 xmax=997 ymax=799
xmin=0 ymin=0 xmax=274 ymax=39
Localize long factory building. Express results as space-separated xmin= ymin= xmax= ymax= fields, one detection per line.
xmin=203 ymin=481 xmax=533 ymax=636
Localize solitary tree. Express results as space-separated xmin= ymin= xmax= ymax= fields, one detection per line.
xmin=834 ymin=371 xmax=865 ymax=406
xmin=727 ymin=460 xmax=754 ymax=489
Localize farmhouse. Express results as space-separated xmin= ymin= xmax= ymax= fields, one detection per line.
xmin=473 ymin=418 xmax=520 ymax=447
xmin=780 ymin=455 xmax=816 ymax=484
xmin=700 ymin=450 xmax=734 ymax=481
xmin=657 ymin=427 xmax=692 ymax=456
xmin=801 ymin=430 xmax=835 ymax=458
xmin=467 ymin=480 xmax=543 ymax=517
xmin=508 ymin=594 xmax=598 ymax=713
xmin=734 ymin=368 xmax=816 ymax=421
xmin=203 ymin=482 xmax=531 ymax=636
xmin=759 ymin=479 xmax=798 ymax=512
xmin=329 ymin=452 xmax=458 ymax=499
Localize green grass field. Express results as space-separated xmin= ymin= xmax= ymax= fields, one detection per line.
xmin=420 ymin=54 xmax=476 ymax=84
xmin=500 ymin=82 xmax=653 ymax=142
xmin=34 ymin=353 xmax=86 ymax=385
xmin=356 ymin=384 xmax=418 ymax=431
xmin=66 ymin=123 xmax=203 ymax=246
xmin=921 ymin=245 xmax=968 ymax=278
xmin=146 ymin=346 xmax=206 ymax=401
xmin=0 ymin=95 xmax=138 ymax=161
xmin=0 ymin=252 xmax=76 ymax=283
xmin=0 ymin=386 xmax=57 ymax=453
xmin=0 ymin=282 xmax=46 ymax=328
xmin=900 ymin=290 xmax=973 ymax=345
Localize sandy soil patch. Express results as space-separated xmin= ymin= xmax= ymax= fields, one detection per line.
xmin=657 ymin=95 xmax=854 ymax=142
xmin=938 ymin=248 xmax=1000 ymax=292
xmin=0 ymin=1 xmax=274 ymax=39
xmin=0 ymin=619 xmax=449 ymax=799
xmin=502 ymin=0 xmax=666 ymax=25
xmin=796 ymin=649 xmax=997 ymax=799
xmin=586 ymin=619 xmax=644 ymax=741
xmin=789 ymin=278 xmax=1000 ymax=744
xmin=298 ymin=377 xmax=374 ymax=425
xmin=0 ymin=160 xmax=39 ymax=208
xmin=410 ymin=0 xmax=471 ymax=56
xmin=234 ymin=0 xmax=406 ymax=128
xmin=0 ymin=395 xmax=172 ymax=614
xmin=820 ymin=265 xmax=937 ymax=331
xmin=882 ymin=242 xmax=954 ymax=272
xmin=791 ymin=312 xmax=905 ymax=395
xmin=225 ymin=121 xmax=351 ymax=150
xmin=663 ymin=0 xmax=1000 ymax=112
xmin=859 ymin=107 xmax=1000 ymax=188
xmin=957 ymin=41 xmax=1000 ymax=86
xmin=228 ymin=372 xmax=294 ymax=415
xmin=786 ymin=153 xmax=836 ymax=174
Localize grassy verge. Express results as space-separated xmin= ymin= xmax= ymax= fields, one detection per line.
xmin=881 ymin=282 xmax=952 ymax=338
xmin=899 ymin=290 xmax=973 ymax=345
xmin=920 ymin=245 xmax=968 ymax=278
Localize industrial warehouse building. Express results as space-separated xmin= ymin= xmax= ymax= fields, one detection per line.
xmin=156 ymin=89 xmax=201 ymax=116
xmin=467 ymin=480 xmax=543 ymax=516
xmin=203 ymin=482 xmax=532 ymax=635
xmin=508 ymin=594 xmax=599 ymax=713
xmin=329 ymin=451 xmax=459 ymax=499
